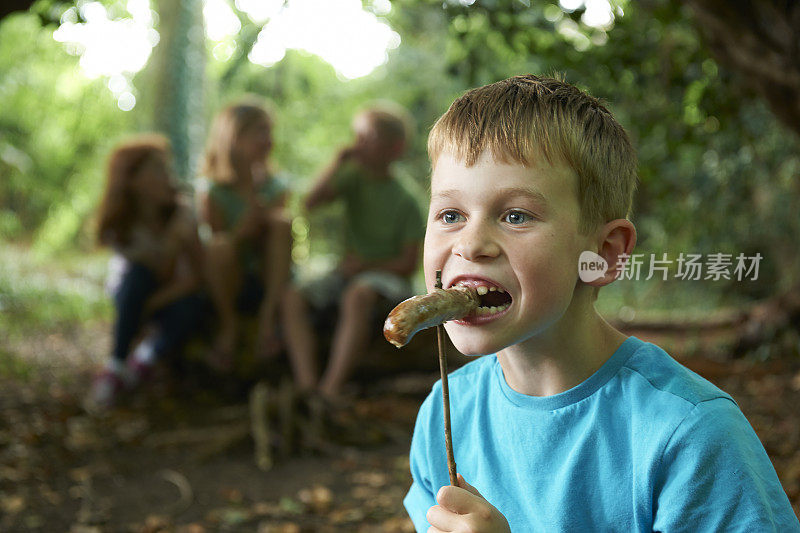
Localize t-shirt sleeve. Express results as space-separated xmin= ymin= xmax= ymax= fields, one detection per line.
xmin=653 ymin=397 xmax=800 ymax=532
xmin=404 ymin=390 xmax=439 ymax=531
xmin=400 ymin=193 xmax=425 ymax=248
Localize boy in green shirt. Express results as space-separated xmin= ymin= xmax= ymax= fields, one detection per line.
xmin=283 ymin=106 xmax=425 ymax=399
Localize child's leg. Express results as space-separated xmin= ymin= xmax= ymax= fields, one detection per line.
xmin=281 ymin=286 xmax=319 ymax=391
xmin=147 ymin=293 xmax=204 ymax=362
xmin=204 ymin=236 xmax=242 ymax=362
xmin=111 ymin=261 xmax=159 ymax=365
xmin=257 ymin=214 xmax=292 ymax=356
xmin=90 ymin=261 xmax=158 ymax=408
xmin=318 ymin=280 xmax=379 ymax=399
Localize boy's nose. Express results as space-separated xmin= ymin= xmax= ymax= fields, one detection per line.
xmin=452 ymin=222 xmax=500 ymax=261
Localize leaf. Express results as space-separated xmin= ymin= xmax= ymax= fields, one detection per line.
xmin=257 ymin=522 xmax=301 ymax=533
xmin=0 ymin=494 xmax=25 ymax=515
xmin=175 ymin=524 xmax=206 ymax=533
xmin=297 ymin=484 xmax=333 ymax=514
xmin=219 ymin=487 xmax=244 ymax=504
xmin=278 ymin=497 xmax=303 ymax=515
xmin=140 ymin=514 xmax=172 ymax=533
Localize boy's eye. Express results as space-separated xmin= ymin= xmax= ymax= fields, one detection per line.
xmin=440 ymin=211 xmax=464 ymax=224
xmin=503 ymin=210 xmax=532 ymax=225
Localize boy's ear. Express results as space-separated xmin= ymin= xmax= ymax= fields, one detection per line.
xmin=584 ymin=219 xmax=637 ymax=287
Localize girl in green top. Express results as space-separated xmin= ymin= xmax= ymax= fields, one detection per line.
xmin=199 ymin=99 xmax=292 ymax=369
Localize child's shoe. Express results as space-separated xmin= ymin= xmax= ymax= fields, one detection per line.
xmin=127 ymin=339 xmax=156 ymax=387
xmin=126 ymin=358 xmax=153 ymax=388
xmin=87 ymin=368 xmax=125 ymax=411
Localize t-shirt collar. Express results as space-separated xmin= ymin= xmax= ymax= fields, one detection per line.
xmin=494 ymin=336 xmax=644 ymax=411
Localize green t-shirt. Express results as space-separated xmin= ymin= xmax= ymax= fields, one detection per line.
xmin=205 ymin=174 xmax=289 ymax=273
xmin=332 ymin=162 xmax=425 ymax=261
xmin=207 ymin=175 xmax=289 ymax=231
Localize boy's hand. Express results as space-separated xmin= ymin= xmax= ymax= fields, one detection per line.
xmin=427 ymin=474 xmax=511 ymax=533
xmin=305 ymin=146 xmax=355 ymax=210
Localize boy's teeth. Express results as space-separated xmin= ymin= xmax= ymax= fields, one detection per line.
xmin=476 ymin=286 xmax=488 ymax=295
xmin=489 ymin=287 xmax=497 ymax=292
xmin=475 ymin=302 xmax=511 ymax=316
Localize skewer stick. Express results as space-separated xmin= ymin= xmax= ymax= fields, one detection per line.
xmin=435 ymin=270 xmax=458 ymax=486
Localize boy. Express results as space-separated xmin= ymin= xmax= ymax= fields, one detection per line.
xmin=283 ymin=105 xmax=425 ymax=399
xmin=405 ymin=75 xmax=799 ymax=531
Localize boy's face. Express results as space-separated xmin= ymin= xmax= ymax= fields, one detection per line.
xmin=352 ymin=115 xmax=402 ymax=166
xmin=424 ymin=150 xmax=592 ymax=356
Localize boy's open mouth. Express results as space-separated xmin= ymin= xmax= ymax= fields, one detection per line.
xmin=452 ymin=279 xmax=513 ymax=316
xmin=474 ymin=285 xmax=512 ymax=315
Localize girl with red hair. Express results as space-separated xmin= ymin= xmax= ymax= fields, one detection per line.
xmin=91 ymin=135 xmax=204 ymax=408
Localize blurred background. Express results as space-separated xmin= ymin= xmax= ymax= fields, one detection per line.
xmin=1 ymin=0 xmax=799 ymax=531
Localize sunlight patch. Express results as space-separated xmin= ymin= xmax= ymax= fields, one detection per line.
xmin=247 ymin=0 xmax=401 ymax=79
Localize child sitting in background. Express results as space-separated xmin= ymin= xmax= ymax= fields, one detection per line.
xmin=282 ymin=104 xmax=425 ymax=399
xmin=90 ymin=134 xmax=204 ymax=409
xmin=199 ymin=98 xmax=292 ymax=369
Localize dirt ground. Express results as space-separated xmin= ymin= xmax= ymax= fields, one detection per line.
xmin=1 ymin=324 xmax=799 ymax=532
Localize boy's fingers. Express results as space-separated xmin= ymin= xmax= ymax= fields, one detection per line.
xmin=426 ymin=504 xmax=459 ymax=531
xmin=436 ymin=484 xmax=480 ymax=514
xmin=457 ymin=473 xmax=483 ymax=498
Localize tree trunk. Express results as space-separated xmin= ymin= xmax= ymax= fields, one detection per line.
xmin=148 ymin=0 xmax=206 ymax=182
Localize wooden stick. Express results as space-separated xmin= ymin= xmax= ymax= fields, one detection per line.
xmin=250 ymin=381 xmax=273 ymax=471
xmin=436 ymin=270 xmax=458 ymax=486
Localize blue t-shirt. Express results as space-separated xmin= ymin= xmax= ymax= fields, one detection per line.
xmin=405 ymin=336 xmax=799 ymax=532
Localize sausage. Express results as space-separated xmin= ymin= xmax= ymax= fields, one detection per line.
xmin=383 ymin=285 xmax=479 ymax=348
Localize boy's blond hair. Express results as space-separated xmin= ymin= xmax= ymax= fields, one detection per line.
xmin=203 ymin=97 xmax=273 ymax=184
xmin=428 ymin=74 xmax=638 ymax=233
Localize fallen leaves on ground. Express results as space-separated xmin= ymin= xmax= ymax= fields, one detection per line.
xmin=1 ymin=342 xmax=798 ymax=531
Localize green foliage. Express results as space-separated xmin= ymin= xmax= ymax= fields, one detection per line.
xmin=0 ymin=243 xmax=112 ymax=339
xmin=386 ymin=0 xmax=800 ymax=303
xmin=0 ymin=10 xmax=138 ymax=252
